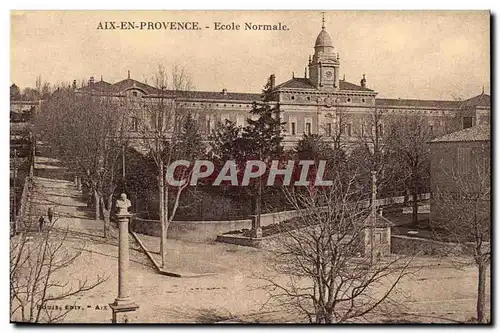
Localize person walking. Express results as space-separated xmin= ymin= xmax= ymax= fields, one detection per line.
xmin=47 ymin=207 xmax=54 ymax=224
xmin=38 ymin=215 xmax=45 ymax=232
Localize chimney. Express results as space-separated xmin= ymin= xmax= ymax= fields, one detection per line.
xmin=128 ymin=70 xmax=131 ymax=79
xmin=360 ymin=74 xmax=366 ymax=88
xmin=270 ymin=74 xmax=276 ymax=90
xmin=304 ymin=67 xmax=307 ymax=78
xmin=222 ymin=88 xmax=227 ymax=96
xmin=72 ymin=80 xmax=77 ymax=90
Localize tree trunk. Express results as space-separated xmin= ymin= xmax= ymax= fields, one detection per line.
xmin=411 ymin=189 xmax=418 ymax=225
xmin=159 ymin=163 xmax=166 ymax=268
xmin=101 ymin=194 xmax=112 ymax=239
xmin=163 ymin=181 xmax=169 ymax=266
xmin=477 ymin=262 xmax=488 ymax=323
xmin=94 ymin=189 xmax=106 ymax=238
xmin=404 ymin=188 xmax=409 ymax=206
xmin=93 ymin=189 xmax=100 ymax=221
xmin=251 ymin=181 xmax=262 ymax=236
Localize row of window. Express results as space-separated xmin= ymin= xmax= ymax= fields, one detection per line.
xmin=287 ymin=95 xmax=368 ymax=103
xmin=288 ymin=121 xmax=381 ymax=137
xmin=129 ymin=115 xmax=476 ymax=135
xmin=189 ymin=103 xmax=251 ymax=108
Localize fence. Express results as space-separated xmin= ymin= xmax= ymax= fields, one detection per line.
xmin=391 ymin=234 xmax=465 ymax=256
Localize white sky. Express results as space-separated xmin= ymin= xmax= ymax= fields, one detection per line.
xmin=11 ymin=10 xmax=490 ymax=100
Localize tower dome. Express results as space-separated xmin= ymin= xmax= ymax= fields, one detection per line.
xmin=315 ymin=28 xmax=333 ymax=48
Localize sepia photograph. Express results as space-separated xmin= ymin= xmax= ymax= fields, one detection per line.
xmin=9 ymin=10 xmax=491 ymax=324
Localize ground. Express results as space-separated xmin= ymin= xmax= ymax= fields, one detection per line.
xmin=10 ymin=151 xmax=491 ymax=323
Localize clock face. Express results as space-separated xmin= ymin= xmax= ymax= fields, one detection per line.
xmin=324 ymin=70 xmax=333 ymax=79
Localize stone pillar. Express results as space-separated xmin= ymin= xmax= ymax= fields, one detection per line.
xmin=76 ymin=176 xmax=82 ymax=191
xmin=251 ymin=215 xmax=262 ymax=238
xmin=74 ymin=175 xmax=78 ymax=186
xmin=109 ymin=194 xmax=138 ymax=323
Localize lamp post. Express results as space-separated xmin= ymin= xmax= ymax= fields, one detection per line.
xmin=109 ymin=193 xmax=139 ymax=323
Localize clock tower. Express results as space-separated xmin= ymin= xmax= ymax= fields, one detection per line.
xmin=308 ymin=19 xmax=340 ymax=91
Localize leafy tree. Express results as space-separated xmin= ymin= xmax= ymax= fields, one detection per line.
xmin=10 ymin=84 xmax=21 ymax=100
xmin=209 ymin=75 xmax=285 ymax=234
xmin=21 ymin=88 xmax=41 ymax=101
xmin=209 ymin=119 xmax=245 ymax=163
xmin=294 ymin=134 xmax=333 ymax=161
xmin=385 ymin=114 xmax=432 ymax=224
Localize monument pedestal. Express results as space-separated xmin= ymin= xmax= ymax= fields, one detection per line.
xmin=109 ymin=298 xmax=139 ymax=323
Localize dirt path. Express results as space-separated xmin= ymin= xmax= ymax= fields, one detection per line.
xmin=16 ymin=152 xmax=490 ymax=323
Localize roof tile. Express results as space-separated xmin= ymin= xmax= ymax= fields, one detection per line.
xmin=431 ymin=124 xmax=490 ymax=143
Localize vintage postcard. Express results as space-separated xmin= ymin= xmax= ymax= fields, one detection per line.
xmin=10 ymin=10 xmax=490 ymax=324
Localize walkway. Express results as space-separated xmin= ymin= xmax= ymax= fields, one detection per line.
xmin=30 ymin=155 xmax=103 ymax=236
xmin=14 ymin=144 xmax=490 ymax=323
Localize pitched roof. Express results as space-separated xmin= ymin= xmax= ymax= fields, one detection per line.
xmin=77 ymin=77 xmax=261 ymax=101
xmin=175 ymin=90 xmax=261 ymax=101
xmin=274 ymin=78 xmax=317 ymax=90
xmin=109 ymin=78 xmax=162 ymax=95
xmin=376 ymin=98 xmax=460 ymax=109
xmin=78 ymin=80 xmax=113 ymax=93
xmin=274 ymin=78 xmax=374 ymax=92
xmin=364 ymin=213 xmax=394 ymax=227
xmin=460 ymin=93 xmax=490 ymax=108
xmin=376 ymin=93 xmax=491 ymax=110
xmin=431 ymin=124 xmax=490 ymax=143
xmin=339 ymin=80 xmax=374 ymax=92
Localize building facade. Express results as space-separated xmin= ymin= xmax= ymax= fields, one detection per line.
xmin=429 ymin=124 xmax=490 ymax=227
xmin=74 ymin=24 xmax=491 ymax=150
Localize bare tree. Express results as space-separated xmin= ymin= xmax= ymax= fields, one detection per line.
xmin=35 ymin=75 xmax=52 ymax=99
xmin=10 ymin=218 xmax=108 ymax=323
xmin=133 ymin=64 xmax=197 ymax=268
xmin=322 ymin=106 xmax=350 ymax=151
xmin=35 ymin=86 xmax=126 ymax=238
xmin=261 ymin=171 xmax=412 ymax=323
xmin=350 ymin=107 xmax=402 ymax=201
xmin=433 ymin=147 xmax=490 ymax=323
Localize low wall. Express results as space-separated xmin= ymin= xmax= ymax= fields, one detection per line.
xmin=132 ymin=207 xmax=326 ymax=243
xmin=131 ymin=193 xmax=430 ymax=243
xmin=131 ymin=216 xmax=252 ymax=243
xmin=13 ymin=174 xmax=33 ymax=235
xmin=391 ymin=235 xmax=466 ymax=256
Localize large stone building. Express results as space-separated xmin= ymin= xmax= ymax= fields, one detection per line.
xmin=74 ymin=24 xmax=490 ymax=150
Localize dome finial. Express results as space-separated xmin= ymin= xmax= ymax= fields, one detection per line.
xmin=321 ymin=11 xmax=326 ymax=29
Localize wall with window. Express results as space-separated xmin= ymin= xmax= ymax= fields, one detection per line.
xmin=429 ymin=140 xmax=490 ymax=226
